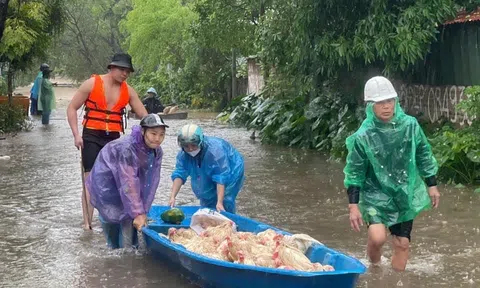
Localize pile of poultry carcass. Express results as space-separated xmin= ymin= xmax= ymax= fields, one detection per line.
xmin=165 ymin=220 xmax=335 ymax=272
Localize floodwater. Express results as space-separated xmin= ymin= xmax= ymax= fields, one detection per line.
xmin=0 ymin=84 xmax=479 ymax=288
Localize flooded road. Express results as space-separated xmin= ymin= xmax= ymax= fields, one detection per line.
xmin=0 ymin=85 xmax=479 ymax=287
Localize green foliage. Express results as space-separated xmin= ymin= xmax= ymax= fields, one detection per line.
xmin=128 ymin=69 xmax=169 ymax=101
xmin=192 ymin=0 xmax=264 ymax=56
xmin=0 ymin=77 xmax=7 ymax=95
xmin=0 ymin=0 xmax=64 ymax=96
xmin=431 ymin=125 xmax=480 ymax=184
xmin=429 ymin=86 xmax=480 ymax=184
xmin=124 ymin=0 xmax=196 ymax=72
xmin=223 ymin=86 xmax=364 ymax=158
xmin=124 ymin=1 xmax=238 ymax=110
xmin=0 ymin=0 xmax=65 ymax=68
xmin=259 ymin=0 xmax=458 ymax=80
xmin=127 ymin=43 xmax=231 ymax=110
xmin=223 ymin=0 xmax=463 ymax=169
xmin=48 ymin=0 xmax=131 ymax=82
xmin=0 ymin=103 xmax=31 ymax=133
xmin=458 ymin=86 xmax=480 ymax=120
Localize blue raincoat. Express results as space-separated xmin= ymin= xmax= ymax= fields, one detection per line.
xmin=30 ymin=72 xmax=43 ymax=115
xmin=172 ymin=136 xmax=245 ymax=213
xmin=86 ymin=125 xmax=163 ymax=224
xmin=30 ymin=72 xmax=42 ymax=100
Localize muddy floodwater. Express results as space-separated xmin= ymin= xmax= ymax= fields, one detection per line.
xmin=0 ymin=84 xmax=479 ymax=287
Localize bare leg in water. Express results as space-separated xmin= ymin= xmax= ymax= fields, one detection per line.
xmin=367 ymin=224 xmax=388 ymax=266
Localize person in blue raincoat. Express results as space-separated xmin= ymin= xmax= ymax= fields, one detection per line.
xmin=86 ymin=114 xmax=168 ymax=249
xmin=168 ymin=124 xmax=245 ymax=213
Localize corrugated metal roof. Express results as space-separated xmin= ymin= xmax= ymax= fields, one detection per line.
xmin=444 ymin=7 xmax=480 ymax=25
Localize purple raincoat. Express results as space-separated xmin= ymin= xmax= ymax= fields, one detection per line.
xmin=86 ymin=125 xmax=163 ymax=223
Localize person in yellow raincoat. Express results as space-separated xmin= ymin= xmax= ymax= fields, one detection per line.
xmin=343 ymin=76 xmax=440 ymax=271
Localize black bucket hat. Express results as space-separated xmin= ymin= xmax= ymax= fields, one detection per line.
xmin=107 ymin=53 xmax=135 ymax=72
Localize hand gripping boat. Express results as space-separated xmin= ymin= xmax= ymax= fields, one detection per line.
xmin=143 ymin=206 xmax=366 ymax=288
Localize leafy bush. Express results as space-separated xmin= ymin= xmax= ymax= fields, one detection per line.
xmin=221 ymin=87 xmax=364 ymax=159
xmin=430 ymin=86 xmax=480 ymax=184
xmin=0 ymin=103 xmax=31 ymax=133
xmin=431 ymin=126 xmax=480 ymax=184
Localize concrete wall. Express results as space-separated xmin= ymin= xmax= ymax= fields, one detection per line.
xmin=397 ymin=83 xmax=474 ymax=126
xmin=246 ymin=58 xmax=475 ymax=126
xmin=247 ymin=58 xmax=264 ymax=95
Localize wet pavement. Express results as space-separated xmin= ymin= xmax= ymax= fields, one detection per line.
xmin=0 ymin=85 xmax=479 ymax=287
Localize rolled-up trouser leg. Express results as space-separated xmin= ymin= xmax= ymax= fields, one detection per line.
xmin=99 ymin=216 xmax=138 ymax=249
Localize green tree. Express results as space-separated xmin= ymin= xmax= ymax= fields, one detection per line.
xmin=49 ymin=0 xmax=131 ymax=82
xmin=124 ymin=0 xmax=196 ymax=72
xmin=124 ymin=0 xmax=226 ymax=108
xmin=0 ymin=0 xmax=64 ymax=98
xmin=223 ymin=0 xmax=475 ymax=157
xmin=192 ymin=0 xmax=272 ymax=100
xmin=192 ymin=0 xmax=268 ymax=56
xmin=258 ymin=0 xmax=461 ymax=102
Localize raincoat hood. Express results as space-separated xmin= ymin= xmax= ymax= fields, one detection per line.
xmin=365 ymin=98 xmax=406 ymax=126
xmin=131 ymin=125 xmax=163 ymax=154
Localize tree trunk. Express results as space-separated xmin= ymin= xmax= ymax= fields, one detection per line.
xmin=260 ymin=0 xmax=265 ymax=16
xmin=0 ymin=0 xmax=8 ymax=42
xmin=231 ymin=48 xmax=237 ymax=101
xmin=7 ymin=66 xmax=13 ymax=103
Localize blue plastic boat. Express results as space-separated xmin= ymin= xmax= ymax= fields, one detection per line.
xmin=143 ymin=206 xmax=366 ymax=288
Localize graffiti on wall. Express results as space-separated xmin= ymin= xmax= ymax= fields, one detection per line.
xmin=397 ymin=84 xmax=474 ymax=126
xmin=245 ymin=57 xmax=475 ymax=125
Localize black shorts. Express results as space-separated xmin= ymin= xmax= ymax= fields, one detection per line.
xmin=368 ymin=220 xmax=414 ymax=241
xmin=82 ymin=128 xmax=120 ymax=172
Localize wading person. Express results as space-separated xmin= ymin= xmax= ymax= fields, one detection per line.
xmin=66 ymin=53 xmax=148 ymax=230
xmin=168 ymin=124 xmax=245 ymax=213
xmin=30 ymin=63 xmax=49 ymax=116
xmin=343 ymin=76 xmax=440 ymax=271
xmin=86 ymin=114 xmax=168 ymax=248
xmin=37 ymin=65 xmax=56 ymax=125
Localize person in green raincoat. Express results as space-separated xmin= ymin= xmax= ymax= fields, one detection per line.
xmin=343 ymin=76 xmax=440 ymax=271
xmin=37 ymin=66 xmax=56 ymax=125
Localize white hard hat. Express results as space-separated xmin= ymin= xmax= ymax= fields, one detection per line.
xmin=364 ymin=76 xmax=397 ymax=102
xmin=146 ymin=87 xmax=157 ymax=95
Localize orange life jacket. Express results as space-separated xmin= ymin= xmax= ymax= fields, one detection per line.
xmin=82 ymin=74 xmax=130 ymax=133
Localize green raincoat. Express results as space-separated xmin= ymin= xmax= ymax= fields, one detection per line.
xmin=343 ymin=99 xmax=438 ymax=227
xmin=37 ymin=78 xmax=56 ymax=112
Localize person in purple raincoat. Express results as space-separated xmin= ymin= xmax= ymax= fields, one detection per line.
xmin=86 ymin=114 xmax=168 ymax=249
